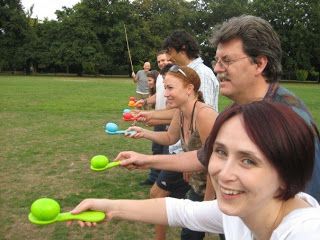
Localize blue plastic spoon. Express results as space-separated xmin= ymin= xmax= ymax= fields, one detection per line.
xmin=105 ymin=122 xmax=136 ymax=135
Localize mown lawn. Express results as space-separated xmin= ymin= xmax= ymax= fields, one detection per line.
xmin=0 ymin=75 xmax=319 ymax=240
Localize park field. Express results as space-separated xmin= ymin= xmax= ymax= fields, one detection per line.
xmin=0 ymin=76 xmax=319 ymax=240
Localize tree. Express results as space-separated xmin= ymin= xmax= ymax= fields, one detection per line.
xmin=249 ymin=0 xmax=320 ymax=78
xmin=0 ymin=0 xmax=29 ymax=72
xmin=189 ymin=0 xmax=250 ymax=64
xmin=2 ymin=0 xmax=318 ymax=77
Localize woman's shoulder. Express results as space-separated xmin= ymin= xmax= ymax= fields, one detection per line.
xmin=272 ymin=193 xmax=320 ymax=239
xmin=196 ymin=103 xmax=218 ymax=119
xmin=273 ymin=208 xmax=320 ymax=239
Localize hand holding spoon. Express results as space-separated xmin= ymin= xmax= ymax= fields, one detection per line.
xmin=28 ymin=198 xmax=105 ymax=225
xmin=90 ymin=155 xmax=120 ymax=171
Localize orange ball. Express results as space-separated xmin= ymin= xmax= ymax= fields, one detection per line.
xmin=128 ymin=100 xmax=135 ymax=107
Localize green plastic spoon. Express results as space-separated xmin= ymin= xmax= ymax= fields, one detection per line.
xmin=90 ymin=155 xmax=120 ymax=171
xmin=28 ymin=198 xmax=105 ymax=225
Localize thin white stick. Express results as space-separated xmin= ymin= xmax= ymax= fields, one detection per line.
xmin=124 ymin=24 xmax=134 ymax=73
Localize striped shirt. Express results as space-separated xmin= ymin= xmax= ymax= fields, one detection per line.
xmin=188 ymin=57 xmax=220 ymax=111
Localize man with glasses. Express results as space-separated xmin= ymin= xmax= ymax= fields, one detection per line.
xmin=120 ymin=15 xmax=320 ymax=205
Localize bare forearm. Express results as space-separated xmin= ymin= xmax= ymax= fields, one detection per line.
xmin=149 ymin=151 xmax=204 ymax=172
xmin=146 ymin=119 xmax=172 ymax=126
xmin=143 ymin=129 xmax=177 ymax=146
xmin=150 ymin=108 xmax=176 ymax=120
xmin=109 ymin=198 xmax=168 ymax=225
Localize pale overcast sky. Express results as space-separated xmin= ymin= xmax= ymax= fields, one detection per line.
xmin=21 ymin=0 xmax=80 ymax=20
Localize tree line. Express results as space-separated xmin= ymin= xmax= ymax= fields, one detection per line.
xmin=0 ymin=0 xmax=319 ymax=81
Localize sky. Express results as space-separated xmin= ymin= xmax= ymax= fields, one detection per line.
xmin=21 ymin=0 xmax=80 ymax=20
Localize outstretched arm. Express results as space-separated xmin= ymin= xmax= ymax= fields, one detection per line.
xmin=137 ymin=108 xmax=177 ymax=121
xmin=116 ymin=150 xmax=204 ymax=172
xmin=127 ymin=110 xmax=180 ymax=145
xmin=67 ymin=198 xmax=168 ymax=227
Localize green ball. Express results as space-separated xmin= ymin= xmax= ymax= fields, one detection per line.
xmin=31 ymin=198 xmax=60 ymax=221
xmin=91 ymin=155 xmax=109 ymax=169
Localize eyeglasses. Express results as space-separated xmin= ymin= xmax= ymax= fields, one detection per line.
xmin=168 ymin=65 xmax=187 ymax=77
xmin=212 ymin=56 xmax=249 ymax=70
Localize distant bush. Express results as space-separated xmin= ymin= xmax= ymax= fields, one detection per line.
xmin=309 ymin=70 xmax=319 ymax=82
xmin=295 ymin=69 xmax=308 ymax=81
xmin=82 ymin=62 xmax=97 ymax=75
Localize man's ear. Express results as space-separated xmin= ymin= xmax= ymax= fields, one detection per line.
xmin=255 ymin=55 xmax=268 ymax=75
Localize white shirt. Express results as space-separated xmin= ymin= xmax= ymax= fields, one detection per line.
xmin=188 ymin=57 xmax=219 ymax=111
xmin=155 ymin=74 xmax=166 ymax=110
xmin=166 ymin=192 xmax=320 ymax=239
xmin=156 ymin=73 xmax=183 ymax=153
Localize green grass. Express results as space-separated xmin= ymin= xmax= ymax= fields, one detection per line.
xmin=0 ymin=76 xmax=319 ymax=240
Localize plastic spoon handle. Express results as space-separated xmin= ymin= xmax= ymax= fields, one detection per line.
xmin=106 ymin=161 xmax=120 ymax=169
xmin=90 ymin=161 xmax=120 ymax=171
xmin=105 ymin=130 xmax=136 ymax=135
xmin=116 ymin=130 xmax=135 ymax=134
xmin=57 ymin=211 xmax=105 ymax=222
xmin=116 ymin=130 xmax=136 ymax=135
xmin=116 ymin=130 xmax=126 ymax=134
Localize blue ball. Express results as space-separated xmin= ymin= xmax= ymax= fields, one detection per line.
xmin=106 ymin=122 xmax=118 ymax=132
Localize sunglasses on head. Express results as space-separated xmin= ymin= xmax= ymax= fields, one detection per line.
xmin=168 ymin=65 xmax=187 ymax=77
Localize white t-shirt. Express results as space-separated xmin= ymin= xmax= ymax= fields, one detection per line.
xmin=166 ymin=192 xmax=320 ymax=239
xmin=188 ymin=57 xmax=219 ymax=112
xmin=155 ymin=73 xmax=183 ymax=153
xmin=155 ymin=74 xmax=166 ymax=110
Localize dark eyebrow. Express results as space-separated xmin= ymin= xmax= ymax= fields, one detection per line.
xmin=213 ymin=141 xmax=225 ymax=148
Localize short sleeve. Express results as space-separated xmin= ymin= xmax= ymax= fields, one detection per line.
xmin=166 ymin=197 xmax=224 ymax=234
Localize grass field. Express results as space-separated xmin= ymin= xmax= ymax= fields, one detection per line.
xmin=0 ymin=76 xmax=319 ymax=240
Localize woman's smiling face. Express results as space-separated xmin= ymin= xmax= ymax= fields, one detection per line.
xmin=208 ymin=114 xmax=283 ymax=218
xmin=164 ymin=73 xmax=191 ymax=108
xmin=147 ymin=76 xmax=155 ymax=89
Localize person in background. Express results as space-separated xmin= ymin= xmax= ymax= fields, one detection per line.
xmin=132 ymin=61 xmax=151 ymax=103
xmin=137 ymin=51 xmax=171 ymax=187
xmin=68 ymin=101 xmax=320 ymax=240
xmin=145 ymin=70 xmax=158 ymax=109
xmin=163 ymin=30 xmax=219 ymax=111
